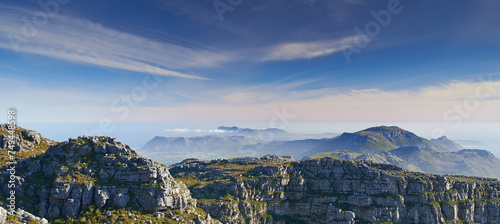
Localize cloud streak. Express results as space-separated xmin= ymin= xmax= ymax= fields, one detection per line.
xmin=262 ymin=35 xmax=360 ymax=61
xmin=0 ymin=5 xmax=229 ymax=79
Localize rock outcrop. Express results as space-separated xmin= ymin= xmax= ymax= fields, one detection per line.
xmin=0 ymin=136 xmax=216 ymax=223
xmin=171 ymin=157 xmax=500 ymax=224
xmin=0 ymin=124 xmax=50 ymax=152
xmin=0 ymin=206 xmax=48 ymax=224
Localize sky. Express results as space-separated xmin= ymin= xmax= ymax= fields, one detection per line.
xmin=1 ymin=0 xmax=500 ymax=151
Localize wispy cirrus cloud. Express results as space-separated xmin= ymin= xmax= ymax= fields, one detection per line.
xmin=0 ymin=5 xmax=230 ymax=79
xmin=262 ymin=35 xmax=360 ymax=61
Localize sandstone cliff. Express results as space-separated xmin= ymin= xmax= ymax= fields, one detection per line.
xmin=171 ymin=156 xmax=500 ymax=224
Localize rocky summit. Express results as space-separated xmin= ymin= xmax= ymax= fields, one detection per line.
xmin=0 ymin=135 xmax=215 ymax=223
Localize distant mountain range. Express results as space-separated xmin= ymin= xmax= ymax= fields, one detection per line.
xmin=139 ymin=125 xmax=500 ymax=178
xmin=214 ymin=126 xmax=340 ymax=141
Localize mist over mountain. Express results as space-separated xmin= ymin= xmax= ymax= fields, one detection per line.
xmin=139 ymin=126 xmax=339 ymax=164
xmin=210 ymin=126 xmax=339 ymax=141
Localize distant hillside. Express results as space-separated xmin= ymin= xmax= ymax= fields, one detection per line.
xmin=308 ymin=126 xmax=500 ymax=178
xmin=139 ymin=135 xmax=272 ymax=164
xmin=306 ymin=150 xmax=421 ymax=171
xmin=389 ymin=147 xmax=500 ymax=178
xmin=141 ymin=125 xmax=500 ymax=179
xmin=215 ymin=126 xmax=339 ymax=141
xmin=430 ymin=136 xmax=464 ymax=151
xmin=306 ymin=126 xmax=449 ymax=155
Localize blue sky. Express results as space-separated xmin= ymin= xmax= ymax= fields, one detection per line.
xmin=1 ymin=0 xmax=500 ymax=148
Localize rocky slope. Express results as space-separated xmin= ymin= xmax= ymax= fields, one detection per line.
xmin=171 ymin=156 xmax=500 ymax=224
xmin=0 ymin=136 xmax=216 ymax=223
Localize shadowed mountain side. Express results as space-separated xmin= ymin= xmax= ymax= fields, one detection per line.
xmin=310 ymin=147 xmax=500 ymax=179
xmin=390 ymin=147 xmax=500 ymax=178
xmin=431 ymin=136 xmax=464 ymax=151
xmin=305 ymin=150 xmax=422 ymax=171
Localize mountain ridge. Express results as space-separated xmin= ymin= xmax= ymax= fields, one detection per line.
xmin=306 ymin=126 xmax=449 ymax=155
xmin=141 ymin=125 xmax=500 ymax=179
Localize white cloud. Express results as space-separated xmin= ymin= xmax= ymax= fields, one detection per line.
xmin=164 ymin=128 xmax=231 ymax=133
xmin=262 ymin=35 xmax=360 ymax=61
xmin=164 ymin=128 xmax=191 ymax=133
xmin=0 ymin=5 xmax=230 ymax=79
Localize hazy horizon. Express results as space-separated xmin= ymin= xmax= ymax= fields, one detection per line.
xmin=19 ymin=122 xmax=500 ymax=158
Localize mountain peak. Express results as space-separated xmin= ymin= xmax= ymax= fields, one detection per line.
xmin=310 ymin=126 xmax=449 ymax=154
xmin=437 ymin=135 xmax=450 ymax=140
xmin=358 ymin=126 xmax=417 ymax=137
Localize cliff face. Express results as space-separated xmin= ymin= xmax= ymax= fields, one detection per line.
xmin=0 ymin=136 xmax=215 ymax=223
xmin=171 ymin=156 xmax=500 ymax=224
